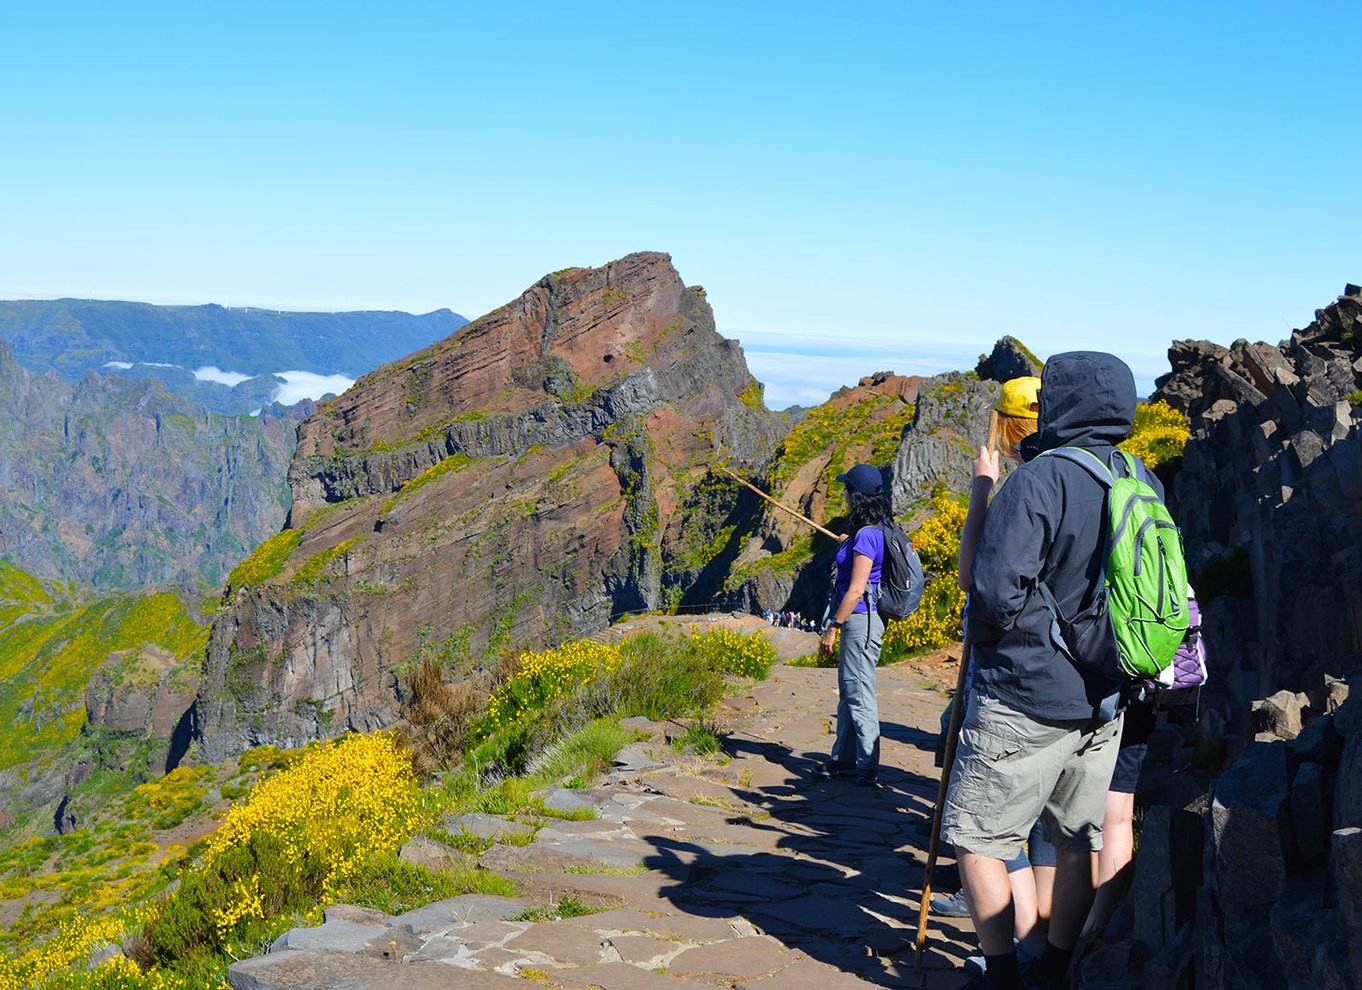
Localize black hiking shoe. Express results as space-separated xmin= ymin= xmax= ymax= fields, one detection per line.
xmin=810 ymin=761 xmax=855 ymax=779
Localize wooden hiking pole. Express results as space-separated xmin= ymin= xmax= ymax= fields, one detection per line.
xmin=716 ymin=465 xmax=839 ymax=540
xmin=914 ymin=409 xmax=999 ymax=971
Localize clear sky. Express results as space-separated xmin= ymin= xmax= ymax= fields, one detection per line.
xmin=2 ymin=2 xmax=1358 ymax=406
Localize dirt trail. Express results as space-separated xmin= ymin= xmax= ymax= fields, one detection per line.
xmin=229 ymin=619 xmax=978 ymax=989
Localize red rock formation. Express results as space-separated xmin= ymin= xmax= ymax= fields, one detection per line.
xmin=194 ymin=253 xmax=784 ymax=759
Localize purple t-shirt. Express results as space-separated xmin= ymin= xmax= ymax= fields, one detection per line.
xmin=834 ymin=525 xmax=885 ymax=614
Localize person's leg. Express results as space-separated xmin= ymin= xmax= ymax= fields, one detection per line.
xmin=1027 ymin=820 xmax=1057 ymax=944
xmin=837 ymin=611 xmax=881 ymax=779
xmin=1046 ymin=845 xmax=1097 ymax=952
xmin=958 ymin=850 xmax=1016 ymax=956
xmin=1032 ymin=712 xmax=1124 ymax=985
xmin=1007 ymin=864 xmax=1039 ymax=943
xmin=1084 ymin=789 xmax=1135 ymax=934
xmin=941 ymin=696 xmax=1072 ymax=989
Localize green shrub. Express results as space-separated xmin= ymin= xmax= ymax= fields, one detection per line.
xmin=146 ymin=829 xmax=325 ymax=966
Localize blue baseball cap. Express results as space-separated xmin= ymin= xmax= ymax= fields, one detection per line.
xmin=836 ymin=464 xmax=883 ymax=495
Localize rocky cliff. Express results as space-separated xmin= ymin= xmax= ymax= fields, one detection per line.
xmin=0 ymin=338 xmax=300 ymax=591
xmin=191 ymin=253 xmax=785 ymax=760
xmin=1151 ymin=284 xmax=1362 ymax=719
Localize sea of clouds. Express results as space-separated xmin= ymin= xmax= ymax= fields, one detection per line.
xmin=102 ymin=361 xmax=355 ymax=408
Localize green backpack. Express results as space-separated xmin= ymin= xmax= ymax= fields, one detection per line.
xmin=1039 ymin=447 xmax=1191 ymax=680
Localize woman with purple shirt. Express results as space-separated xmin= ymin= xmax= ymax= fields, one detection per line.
xmin=816 ymin=463 xmax=890 ymax=787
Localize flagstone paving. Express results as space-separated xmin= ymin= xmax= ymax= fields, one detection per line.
xmin=228 ymin=622 xmax=978 ymax=989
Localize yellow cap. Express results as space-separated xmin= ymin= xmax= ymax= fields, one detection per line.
xmin=995 ymin=376 xmax=1041 ymax=418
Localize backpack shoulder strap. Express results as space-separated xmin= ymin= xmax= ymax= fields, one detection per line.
xmin=1039 ymin=446 xmax=1115 ymax=489
xmin=1111 ymin=448 xmax=1146 ymax=483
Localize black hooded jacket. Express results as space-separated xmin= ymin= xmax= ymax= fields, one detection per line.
xmin=969 ymin=351 xmax=1164 ymax=722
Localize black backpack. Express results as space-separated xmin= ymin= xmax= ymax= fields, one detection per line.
xmin=874 ymin=521 xmax=924 ymax=622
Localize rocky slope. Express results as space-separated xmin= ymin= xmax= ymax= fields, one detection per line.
xmin=1151 ymin=284 xmax=1362 ymax=719
xmin=0 ymin=337 xmax=300 ymax=591
xmin=191 ymin=253 xmax=785 ymax=760
xmin=0 ymin=560 xmax=208 ymax=830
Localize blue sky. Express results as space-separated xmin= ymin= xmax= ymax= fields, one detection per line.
xmin=1 ymin=2 xmax=1358 ymax=407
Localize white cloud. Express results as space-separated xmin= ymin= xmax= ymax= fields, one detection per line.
xmin=103 ymin=361 xmax=133 ymax=370
xmin=194 ymin=366 xmax=253 ymax=387
xmin=142 ymin=361 xmax=179 ymax=368
xmin=270 ymin=370 xmax=354 ymax=406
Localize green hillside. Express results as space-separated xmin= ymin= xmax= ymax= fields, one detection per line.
xmin=0 ymin=562 xmax=208 ymax=776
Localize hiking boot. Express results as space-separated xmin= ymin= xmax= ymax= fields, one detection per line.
xmin=964 ymin=941 xmax=1039 ymax=979
xmin=810 ymin=761 xmax=855 ymax=779
xmin=929 ymin=888 xmax=971 ymax=917
xmin=1020 ymin=948 xmax=1069 ymax=990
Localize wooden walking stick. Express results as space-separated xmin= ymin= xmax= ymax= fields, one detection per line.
xmin=716 ymin=465 xmax=839 ymax=540
xmin=914 ymin=410 xmax=999 ymax=971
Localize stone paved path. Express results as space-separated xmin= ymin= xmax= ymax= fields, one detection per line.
xmin=229 ymin=621 xmax=979 ymax=989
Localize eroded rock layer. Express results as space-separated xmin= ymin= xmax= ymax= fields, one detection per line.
xmin=193 ymin=253 xmax=784 ymax=759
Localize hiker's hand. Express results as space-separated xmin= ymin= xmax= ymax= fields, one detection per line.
xmin=837 ymin=534 xmax=848 ymax=543
xmin=820 ymin=628 xmax=838 ymax=655
xmin=974 ymin=446 xmax=1001 ymax=484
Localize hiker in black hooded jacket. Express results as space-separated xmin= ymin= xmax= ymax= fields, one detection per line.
xmin=940 ymin=352 xmax=1162 ymax=990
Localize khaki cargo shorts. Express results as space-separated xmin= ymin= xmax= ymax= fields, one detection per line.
xmin=940 ymin=694 xmax=1123 ymax=860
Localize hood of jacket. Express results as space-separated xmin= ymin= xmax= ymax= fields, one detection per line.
xmin=1020 ymin=351 xmax=1136 ymax=460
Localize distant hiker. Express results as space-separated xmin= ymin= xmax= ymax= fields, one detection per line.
xmin=940 ymin=353 xmax=1165 ymax=990
xmin=815 ymin=463 xmax=890 ymax=787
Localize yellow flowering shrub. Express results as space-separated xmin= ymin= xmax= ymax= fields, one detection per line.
xmin=145 ymin=733 xmax=421 ymax=967
xmin=1121 ymin=400 xmax=1190 ymax=469
xmin=688 ymin=628 xmax=777 ymax=679
xmin=0 ymin=910 xmax=137 ymax=990
xmin=479 ymin=639 xmax=623 ymax=736
xmin=881 ymin=488 xmax=967 ymax=663
xmin=204 ymin=732 xmax=420 ymax=898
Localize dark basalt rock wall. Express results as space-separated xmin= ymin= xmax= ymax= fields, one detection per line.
xmin=1151 ymin=285 xmax=1362 ymax=722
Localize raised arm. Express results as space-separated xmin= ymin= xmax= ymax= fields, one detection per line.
xmin=957 ymin=446 xmax=1001 ymax=591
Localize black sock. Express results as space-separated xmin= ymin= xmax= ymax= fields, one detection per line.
xmin=1037 ymin=943 xmax=1073 ymax=983
xmin=984 ymin=950 xmax=1022 ymax=990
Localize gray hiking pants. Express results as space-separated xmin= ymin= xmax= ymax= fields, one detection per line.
xmin=831 ymin=609 xmax=884 ymax=777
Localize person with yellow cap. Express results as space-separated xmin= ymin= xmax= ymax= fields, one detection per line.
xmin=929 ymin=377 xmax=1053 ymax=964
xmin=959 ymin=375 xmax=1041 ymax=586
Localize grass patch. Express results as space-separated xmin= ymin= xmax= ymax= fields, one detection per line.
xmin=225 ymin=528 xmax=301 ymax=592
xmin=333 ymin=853 xmax=515 ymax=915
xmin=513 ymin=896 xmax=596 ymax=923
xmin=672 ymin=723 xmax=722 ymax=755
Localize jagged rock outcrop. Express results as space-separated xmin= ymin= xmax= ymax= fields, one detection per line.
xmin=976 ymin=335 xmax=1042 ymax=383
xmin=192 ymin=253 xmax=785 ymax=760
xmin=1151 ymin=284 xmax=1362 ymax=712
xmin=889 ymin=372 xmax=1001 ymax=511
xmin=0 ymin=337 xmax=300 ymax=590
